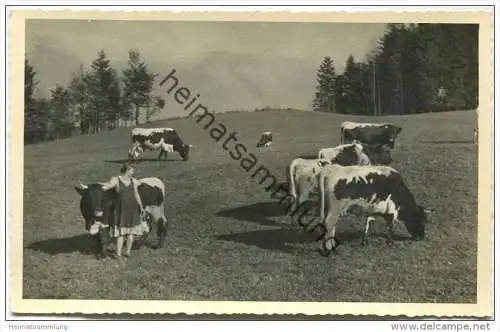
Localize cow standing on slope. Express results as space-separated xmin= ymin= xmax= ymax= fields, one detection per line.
xmin=288 ymin=142 xmax=392 ymax=227
xmin=256 ymin=131 xmax=273 ymax=148
xmin=128 ymin=128 xmax=191 ymax=162
xmin=75 ymin=177 xmax=169 ymax=259
xmin=318 ymin=164 xmax=431 ymax=256
xmin=288 ymin=158 xmax=331 ymax=227
xmin=340 ymin=121 xmax=402 ymax=149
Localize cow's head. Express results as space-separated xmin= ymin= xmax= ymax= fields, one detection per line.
xmin=317 ymin=159 xmax=331 ymax=168
xmin=403 ymin=205 xmax=432 ymax=241
xmin=383 ymin=124 xmax=402 ymax=135
xmin=361 ymin=144 xmax=393 ymax=165
xmin=383 ymin=125 xmax=403 ymax=148
xmin=394 ymin=125 xmax=403 ymax=135
xmin=313 ymin=159 xmax=332 ymax=178
xmin=128 ymin=148 xmax=139 ymax=160
xmin=128 ymin=144 xmax=142 ymax=161
xmin=178 ymin=144 xmax=191 ymax=161
xmin=75 ymin=181 xmax=114 ymax=234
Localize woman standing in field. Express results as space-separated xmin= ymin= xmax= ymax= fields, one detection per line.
xmin=101 ymin=163 xmax=149 ymax=258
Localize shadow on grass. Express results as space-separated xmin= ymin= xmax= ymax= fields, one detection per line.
xmin=215 ymin=228 xmax=410 ymax=254
xmin=217 ymin=202 xmax=288 ymax=227
xmin=214 ymin=228 xmax=317 ymax=254
xmin=105 ymin=158 xmax=178 ymax=164
xmin=26 ymin=234 xmax=96 ymax=256
xmin=26 ymin=233 xmax=153 ymax=256
xmin=216 ymin=201 xmax=319 ymax=227
xmin=420 ymin=140 xmax=474 ymax=144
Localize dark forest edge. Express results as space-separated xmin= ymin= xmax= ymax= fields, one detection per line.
xmin=313 ymin=23 xmax=478 ymax=116
xmin=24 ymin=23 xmax=478 ymax=145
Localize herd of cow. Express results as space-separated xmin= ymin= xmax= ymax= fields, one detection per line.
xmin=288 ymin=121 xmax=432 ymax=256
xmin=74 ymin=121 xmax=433 ymax=259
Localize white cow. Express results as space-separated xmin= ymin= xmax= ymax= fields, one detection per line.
xmin=288 ymin=158 xmax=331 ymax=227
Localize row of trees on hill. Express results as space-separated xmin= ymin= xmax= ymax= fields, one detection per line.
xmin=24 ymin=49 xmax=165 ymax=144
xmin=313 ymin=23 xmax=479 ymax=115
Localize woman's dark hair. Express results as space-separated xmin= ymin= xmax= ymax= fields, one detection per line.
xmin=120 ymin=163 xmax=133 ymax=174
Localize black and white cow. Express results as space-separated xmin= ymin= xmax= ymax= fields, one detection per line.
xmin=256 ymin=131 xmax=273 ymax=148
xmin=287 ymin=142 xmax=392 ymax=226
xmin=318 ymin=164 xmax=431 ymax=256
xmin=318 ymin=142 xmax=392 ymax=166
xmin=340 ymin=121 xmax=402 ymax=149
xmin=74 ymin=177 xmax=169 ymax=259
xmin=128 ymin=128 xmax=191 ymax=161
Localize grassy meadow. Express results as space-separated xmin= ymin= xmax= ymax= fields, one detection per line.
xmin=23 ymin=109 xmax=478 ymax=303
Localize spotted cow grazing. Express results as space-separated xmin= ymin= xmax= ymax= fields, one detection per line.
xmin=318 ymin=142 xmax=392 ymax=167
xmin=288 ymin=141 xmax=393 ymax=226
xmin=128 ymin=128 xmax=191 ymax=161
xmin=318 ymin=164 xmax=431 ymax=256
xmin=256 ymin=131 xmax=273 ymax=148
xmin=75 ymin=177 xmax=169 ymax=259
xmin=340 ymin=121 xmax=402 ymax=149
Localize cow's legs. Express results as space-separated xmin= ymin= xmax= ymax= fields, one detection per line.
xmin=92 ymin=234 xmax=104 ymax=259
xmin=157 ymin=149 xmax=164 ymax=160
xmin=304 ymin=204 xmax=325 ymax=235
xmin=288 ymin=180 xmax=299 ymax=219
xmin=128 ymin=145 xmax=141 ymax=163
xmin=288 ymin=182 xmax=302 ymax=223
xmin=384 ymin=215 xmax=396 ymax=245
xmin=319 ymin=199 xmax=341 ymax=257
xmin=156 ymin=216 xmax=168 ymax=248
xmin=146 ymin=206 xmax=168 ymax=249
xmin=95 ymin=227 xmax=111 ymax=259
xmin=361 ymin=216 xmax=376 ymax=245
xmin=306 ymin=216 xmax=327 ymax=242
xmin=293 ymin=185 xmax=310 ymax=227
xmin=102 ymin=227 xmax=113 ymax=257
xmin=133 ymin=217 xmax=150 ymax=249
xmin=160 ymin=147 xmax=168 ymax=160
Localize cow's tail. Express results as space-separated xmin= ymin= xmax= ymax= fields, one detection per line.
xmin=288 ymin=159 xmax=298 ymax=202
xmin=157 ymin=179 xmax=169 ymax=248
xmin=157 ymin=178 xmax=167 ymax=224
xmin=319 ymin=169 xmax=327 ymax=223
xmin=340 ymin=123 xmax=344 ymax=144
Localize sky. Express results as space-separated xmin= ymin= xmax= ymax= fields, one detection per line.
xmin=26 ymin=20 xmax=387 ymax=120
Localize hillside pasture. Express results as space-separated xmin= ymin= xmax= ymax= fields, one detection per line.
xmin=23 ymin=109 xmax=478 ymax=303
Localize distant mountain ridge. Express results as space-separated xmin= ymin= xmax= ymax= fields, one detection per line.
xmin=27 ymin=38 xmax=336 ymax=120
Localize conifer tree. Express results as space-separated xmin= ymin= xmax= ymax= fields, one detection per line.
xmin=313 ymin=56 xmax=337 ymax=112
xmin=122 ymin=49 xmax=158 ymax=125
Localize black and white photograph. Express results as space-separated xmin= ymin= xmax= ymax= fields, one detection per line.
xmin=8 ymin=9 xmax=494 ymax=316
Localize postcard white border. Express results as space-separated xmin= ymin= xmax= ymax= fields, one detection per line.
xmin=7 ymin=8 xmax=494 ymax=316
